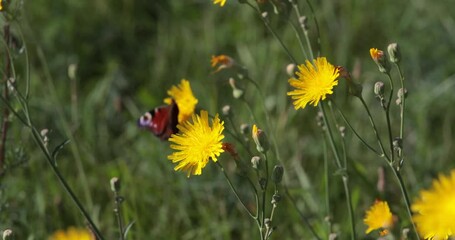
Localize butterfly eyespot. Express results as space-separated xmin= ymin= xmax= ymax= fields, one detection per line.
xmin=137 ymin=100 xmax=179 ymax=140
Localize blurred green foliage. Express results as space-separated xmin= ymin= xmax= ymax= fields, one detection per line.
xmin=0 ymin=0 xmax=454 ymax=239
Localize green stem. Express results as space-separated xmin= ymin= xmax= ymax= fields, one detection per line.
xmin=396 ymin=64 xmax=406 ymax=166
xmin=331 ymin=100 xmax=381 ymax=156
xmin=395 ymin=65 xmax=405 ymax=140
xmin=323 ymin=134 xmax=332 ymax=236
xmin=113 ymin=191 xmax=125 ymax=240
xmin=216 ymin=161 xmax=257 ymax=219
xmin=385 ymin=74 xmax=395 ymax=161
xmin=287 ymin=20 xmax=309 ymax=60
xmin=389 ymin=164 xmax=419 ymax=239
xmin=319 ymin=102 xmax=356 ymax=240
xmin=358 ymin=97 xmax=390 ymax=161
xmin=260 ymin=152 xmax=269 ymax=238
xmin=246 ymin=2 xmax=298 ymax=64
xmin=319 ymin=103 xmax=342 ymax=168
xmin=284 ymin=187 xmax=322 ymax=240
xmin=29 ymin=128 xmax=104 ymax=239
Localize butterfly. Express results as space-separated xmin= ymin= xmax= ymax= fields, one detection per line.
xmin=137 ymin=100 xmax=179 ymax=140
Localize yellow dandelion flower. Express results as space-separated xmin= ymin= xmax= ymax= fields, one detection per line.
xmin=164 ymin=79 xmax=198 ymax=123
xmin=213 ymin=0 xmax=227 ymax=7
xmin=49 ymin=227 xmax=94 ymax=240
xmin=211 ymin=54 xmax=234 ymax=73
xmin=287 ymin=57 xmax=339 ymax=109
xmin=168 ymin=110 xmax=225 ymax=177
xmin=412 ymin=170 xmax=455 ymax=240
xmin=364 ymin=200 xmax=393 ymax=235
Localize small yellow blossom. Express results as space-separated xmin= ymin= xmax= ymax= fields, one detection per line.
xmin=287 ymin=57 xmax=339 ymax=109
xmin=168 ymin=110 xmax=225 ymax=177
xmin=211 ymin=54 xmax=234 ymax=73
xmin=370 ymin=48 xmax=384 ymax=60
xmin=49 ymin=227 xmax=94 ymax=240
xmin=370 ymin=48 xmax=390 ymax=73
xmin=164 ymin=79 xmax=198 ymax=123
xmin=213 ymin=0 xmax=227 ymax=7
xmin=0 ymin=0 xmax=3 ymax=11
xmin=364 ymin=200 xmax=393 ymax=235
xmin=412 ymin=170 xmax=455 ymax=240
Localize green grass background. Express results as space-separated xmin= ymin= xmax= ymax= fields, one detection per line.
xmin=1 ymin=0 xmax=455 ymax=239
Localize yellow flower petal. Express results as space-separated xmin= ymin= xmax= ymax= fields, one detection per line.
xmin=168 ymin=110 xmax=225 ymax=177
xmin=213 ymin=0 xmax=226 ymax=7
xmin=49 ymin=227 xmax=94 ymax=240
xmin=363 ymin=200 xmax=393 ymax=234
xmin=164 ymin=79 xmax=198 ymax=123
xmin=287 ymin=57 xmax=339 ymax=109
xmin=412 ymin=170 xmax=455 ymax=240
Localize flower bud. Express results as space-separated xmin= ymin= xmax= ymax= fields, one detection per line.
xmin=211 ymin=55 xmax=235 ymax=73
xmin=396 ymin=88 xmax=407 ymax=105
xmin=299 ymin=16 xmax=308 ymax=31
xmin=393 ymin=137 xmax=402 ymax=151
xmin=251 ymin=156 xmax=261 ymax=169
xmin=259 ymin=177 xmax=267 ymax=190
xmin=264 ymin=218 xmax=272 ymax=228
xmin=271 ymin=193 xmax=281 ymax=205
xmin=68 ymin=63 xmax=78 ymax=80
xmin=261 ymin=11 xmax=268 ymax=19
xmin=339 ymin=126 xmax=346 ymax=138
xmin=240 ymin=124 xmax=250 ymax=135
xmin=272 ymin=165 xmax=284 ymax=184
xmin=374 ymin=81 xmax=385 ymax=97
xmin=252 ymin=124 xmax=270 ymax=153
xmin=387 ymin=43 xmax=401 ymax=63
xmin=222 ymin=105 xmax=231 ymax=116
xmin=2 ymin=229 xmax=13 ymax=240
xmin=286 ymin=63 xmax=296 ymax=77
xmin=370 ymin=48 xmax=390 ymax=74
xmin=110 ymin=177 xmax=121 ymax=192
xmin=397 ymin=88 xmax=407 ymax=100
xmin=229 ymin=78 xmax=244 ymax=99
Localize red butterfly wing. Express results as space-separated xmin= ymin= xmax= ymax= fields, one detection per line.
xmin=138 ymin=101 xmax=179 ymax=140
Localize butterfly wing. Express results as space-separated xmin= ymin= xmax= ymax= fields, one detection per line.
xmin=138 ymin=101 xmax=179 ymax=140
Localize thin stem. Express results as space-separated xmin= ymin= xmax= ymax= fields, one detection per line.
xmin=385 ymin=74 xmax=395 ymax=161
xmin=260 ymin=152 xmax=269 ymax=238
xmin=358 ymin=97 xmax=390 ymax=161
xmin=246 ymin=2 xmax=298 ymax=64
xmin=29 ymin=128 xmax=104 ymax=239
xmin=216 ymin=161 xmax=257 ymax=219
xmin=287 ymin=20 xmax=309 ymax=60
xmin=323 ymin=133 xmax=332 ymax=236
xmin=342 ymin=176 xmax=355 ymax=240
xmin=0 ymin=23 xmax=11 ymax=172
xmin=114 ymin=192 xmax=125 ymax=240
xmin=304 ymin=0 xmax=322 ymax=56
xmin=330 ymin=100 xmax=381 ymax=156
xmin=290 ymin=0 xmax=313 ymax=60
xmin=396 ymin=63 xmax=406 ymax=164
xmin=319 ymin=102 xmax=356 ymax=240
xmin=284 ymin=187 xmax=322 ymax=240
xmin=388 ymin=164 xmax=419 ymax=239
xmin=319 ymin=103 xmax=342 ymax=168
xmin=243 ymin=76 xmax=280 ymax=162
